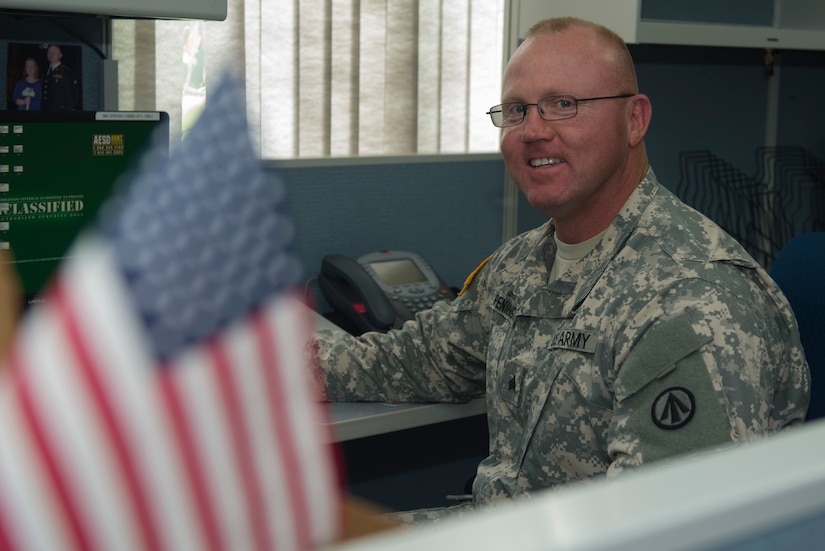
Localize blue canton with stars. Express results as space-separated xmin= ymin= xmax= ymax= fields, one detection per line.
xmin=100 ymin=75 xmax=303 ymax=360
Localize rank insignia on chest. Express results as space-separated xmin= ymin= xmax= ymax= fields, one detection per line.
xmin=550 ymin=329 xmax=597 ymax=354
xmin=504 ymin=373 xmax=520 ymax=403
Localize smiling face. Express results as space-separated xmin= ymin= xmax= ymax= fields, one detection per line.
xmin=47 ymin=45 xmax=62 ymax=65
xmin=499 ymin=23 xmax=651 ymax=242
xmin=24 ymin=58 xmax=38 ymax=79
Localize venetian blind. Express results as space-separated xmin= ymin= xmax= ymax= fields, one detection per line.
xmin=113 ymin=0 xmax=504 ymax=158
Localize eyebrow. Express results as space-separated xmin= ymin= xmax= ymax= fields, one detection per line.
xmin=500 ymin=91 xmax=576 ymax=102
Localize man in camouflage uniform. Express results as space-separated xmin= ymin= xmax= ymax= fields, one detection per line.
xmin=309 ymin=17 xmax=810 ymax=522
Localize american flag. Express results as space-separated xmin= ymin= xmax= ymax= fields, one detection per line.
xmin=0 ymin=75 xmax=341 ymax=550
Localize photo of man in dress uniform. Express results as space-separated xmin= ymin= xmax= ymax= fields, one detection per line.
xmin=41 ymin=44 xmax=80 ymax=111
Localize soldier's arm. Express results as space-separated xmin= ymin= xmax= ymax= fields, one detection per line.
xmin=605 ymin=278 xmax=808 ymax=475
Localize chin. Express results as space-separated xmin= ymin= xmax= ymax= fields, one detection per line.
xmin=519 ymin=185 xmax=564 ymax=213
xmin=523 ymin=197 xmax=558 ymax=219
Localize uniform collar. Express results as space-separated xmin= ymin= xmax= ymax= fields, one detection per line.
xmin=552 ymin=168 xmax=660 ymax=311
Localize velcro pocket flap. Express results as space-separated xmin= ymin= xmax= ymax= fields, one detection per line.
xmin=615 ymin=310 xmax=712 ymax=402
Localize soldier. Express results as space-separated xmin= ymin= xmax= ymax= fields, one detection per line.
xmin=309 ymin=17 xmax=810 ymax=523
xmin=41 ymin=44 xmax=79 ymax=111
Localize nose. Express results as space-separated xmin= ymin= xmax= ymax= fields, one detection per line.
xmin=520 ymin=104 xmax=554 ymax=142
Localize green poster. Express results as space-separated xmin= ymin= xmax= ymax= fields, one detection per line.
xmin=0 ymin=111 xmax=167 ymax=297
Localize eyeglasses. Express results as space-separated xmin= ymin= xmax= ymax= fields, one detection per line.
xmin=486 ymin=93 xmax=636 ymax=128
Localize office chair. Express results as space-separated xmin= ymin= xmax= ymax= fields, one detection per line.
xmin=770 ymin=232 xmax=825 ymax=421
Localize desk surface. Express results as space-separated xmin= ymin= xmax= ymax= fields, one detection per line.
xmin=326 ymin=399 xmax=487 ymax=442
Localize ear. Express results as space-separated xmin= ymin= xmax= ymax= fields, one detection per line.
xmin=627 ymin=94 xmax=652 ymax=147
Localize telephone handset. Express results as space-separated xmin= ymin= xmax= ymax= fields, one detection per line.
xmin=318 ymin=250 xmax=456 ymax=334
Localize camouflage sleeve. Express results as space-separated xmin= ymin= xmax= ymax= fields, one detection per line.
xmin=605 ymin=275 xmax=810 ymax=476
xmin=308 ymin=291 xmax=488 ymax=403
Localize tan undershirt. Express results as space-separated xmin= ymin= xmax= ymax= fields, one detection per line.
xmin=549 ymin=229 xmax=607 ymax=281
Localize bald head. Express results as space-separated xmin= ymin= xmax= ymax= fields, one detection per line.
xmin=498 ymin=16 xmax=652 ymax=240
xmin=519 ymin=17 xmax=639 ymax=96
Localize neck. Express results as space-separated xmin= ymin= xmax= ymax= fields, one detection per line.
xmin=553 ymin=158 xmax=649 ymax=244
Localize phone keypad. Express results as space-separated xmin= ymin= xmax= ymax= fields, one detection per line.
xmin=398 ymin=289 xmax=454 ymax=314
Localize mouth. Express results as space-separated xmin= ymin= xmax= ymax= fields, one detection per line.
xmin=529 ymin=157 xmax=565 ymax=168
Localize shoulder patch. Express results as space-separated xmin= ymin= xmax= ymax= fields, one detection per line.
xmin=651 ymin=387 xmax=696 ymax=430
xmin=458 ymin=255 xmax=492 ymax=296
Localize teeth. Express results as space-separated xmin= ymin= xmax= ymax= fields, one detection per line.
xmin=530 ymin=157 xmax=564 ymax=167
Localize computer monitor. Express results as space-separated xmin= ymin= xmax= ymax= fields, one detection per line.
xmin=0 ymin=110 xmax=169 ymax=306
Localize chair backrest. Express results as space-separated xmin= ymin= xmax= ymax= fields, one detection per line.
xmin=770 ymin=232 xmax=825 ymax=421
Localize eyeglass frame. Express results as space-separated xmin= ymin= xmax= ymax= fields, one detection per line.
xmin=486 ymin=93 xmax=637 ymax=128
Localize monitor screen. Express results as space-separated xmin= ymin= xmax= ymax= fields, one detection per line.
xmin=0 ymin=110 xmax=169 ymax=305
xmin=369 ymin=258 xmax=428 ymax=286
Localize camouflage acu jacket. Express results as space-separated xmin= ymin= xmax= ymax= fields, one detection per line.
xmin=310 ymin=168 xmax=810 ymax=512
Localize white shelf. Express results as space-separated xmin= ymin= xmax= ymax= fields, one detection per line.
xmin=637 ymin=19 xmax=825 ymax=50
xmin=0 ymin=0 xmax=227 ymax=20
xmin=510 ymin=0 xmax=825 ymax=52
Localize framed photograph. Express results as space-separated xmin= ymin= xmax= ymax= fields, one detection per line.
xmin=6 ymin=42 xmax=83 ymax=111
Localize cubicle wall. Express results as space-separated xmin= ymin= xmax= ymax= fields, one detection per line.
xmin=272 ymin=155 xmax=507 ymax=311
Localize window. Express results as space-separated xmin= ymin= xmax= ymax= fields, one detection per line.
xmin=113 ymin=0 xmax=504 ymax=158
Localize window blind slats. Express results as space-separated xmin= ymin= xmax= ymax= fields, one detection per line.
xmin=113 ymin=0 xmax=503 ymax=158
xmin=417 ymin=0 xmax=443 ymax=154
xmin=438 ymin=0 xmax=471 ymax=153
xmin=260 ymin=0 xmax=298 ymax=156
xmin=383 ymin=1 xmax=419 ymax=155
xmin=330 ymin=0 xmax=359 ymax=156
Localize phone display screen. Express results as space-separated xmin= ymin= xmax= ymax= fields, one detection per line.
xmin=369 ymin=258 xmax=428 ymax=286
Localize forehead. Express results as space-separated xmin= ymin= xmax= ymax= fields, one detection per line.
xmin=503 ymin=28 xmax=616 ymax=98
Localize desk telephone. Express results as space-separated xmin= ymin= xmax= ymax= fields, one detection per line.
xmin=319 ymin=250 xmax=456 ymax=334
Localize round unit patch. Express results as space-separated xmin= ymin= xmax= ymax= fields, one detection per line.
xmin=651 ymin=387 xmax=696 ymax=430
